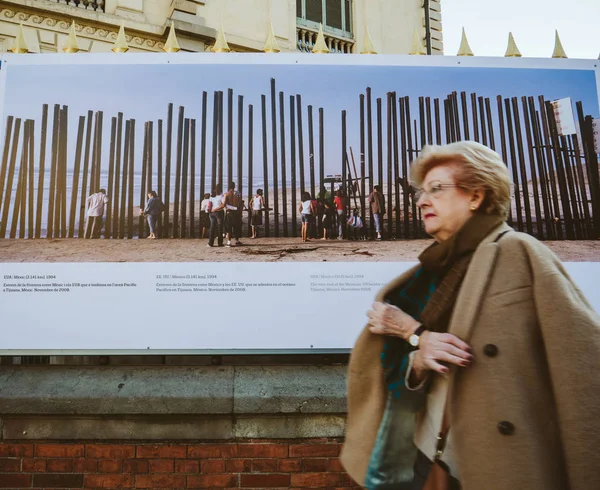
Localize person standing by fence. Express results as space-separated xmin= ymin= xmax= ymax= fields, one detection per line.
xmin=207 ymin=184 xmax=225 ymax=248
xmin=139 ymin=190 xmax=164 ymax=239
xmin=334 ymin=189 xmax=347 ymax=240
xmin=84 ymin=189 xmax=108 ymax=239
xmin=369 ymin=185 xmax=385 ymax=241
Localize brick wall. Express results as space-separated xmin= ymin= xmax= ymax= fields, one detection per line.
xmin=0 ymin=439 xmax=361 ymax=489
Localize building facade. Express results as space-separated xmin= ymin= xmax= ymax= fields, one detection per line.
xmin=0 ymin=0 xmax=443 ymax=54
xmin=0 ymin=1 xmax=443 ymax=487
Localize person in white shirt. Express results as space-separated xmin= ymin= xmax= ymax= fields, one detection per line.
xmin=249 ymin=189 xmax=265 ymax=239
xmin=208 ymin=184 xmax=225 ymax=247
xmin=85 ymin=189 xmax=109 ymax=239
xmin=298 ymin=191 xmax=316 ymax=243
xmin=200 ymin=193 xmax=211 ymax=239
xmin=346 ymin=208 xmax=364 ymax=241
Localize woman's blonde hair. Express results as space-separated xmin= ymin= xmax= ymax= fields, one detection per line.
xmin=410 ymin=141 xmax=511 ymax=218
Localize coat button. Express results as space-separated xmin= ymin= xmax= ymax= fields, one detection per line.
xmin=483 ymin=344 xmax=499 ymax=357
xmin=497 ymin=421 xmax=515 ymax=435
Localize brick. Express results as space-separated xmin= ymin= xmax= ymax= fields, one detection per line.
xmin=241 ymin=474 xmax=290 ymax=488
xmin=22 ymin=457 xmax=47 ymax=472
xmin=302 ymin=458 xmax=328 ymax=472
xmin=0 ymin=443 xmax=33 ymax=457
xmin=187 ymin=444 xmax=237 ymax=459
xmin=98 ymin=458 xmax=123 ymax=473
xmin=0 ymin=474 xmax=31 ymax=488
xmin=123 ymin=458 xmax=149 ymax=474
xmin=225 ymin=458 xmax=251 ymax=472
xmin=251 ymin=458 xmax=278 ymax=472
xmin=0 ymin=457 xmax=20 ymax=472
xmin=174 ymin=459 xmax=199 ymax=473
xmin=84 ymin=474 xmax=134 ymax=488
xmin=238 ymin=444 xmax=288 ymax=458
xmin=329 ymin=457 xmax=346 ymax=472
xmin=134 ymin=474 xmax=186 ymax=488
xmin=291 ymin=472 xmax=354 ymax=487
xmin=187 ymin=474 xmax=239 ymax=488
xmin=50 ymin=460 xmax=79 ymax=475
xmin=87 ymin=444 xmax=135 ymax=459
xmin=35 ymin=443 xmax=85 ymax=458
xmin=289 ymin=443 xmax=340 ymax=457
xmin=278 ymin=458 xmax=302 ymax=472
xmin=73 ymin=458 xmax=98 ymax=473
xmin=33 ymin=473 xmax=85 ymax=488
xmin=46 ymin=458 xmax=74 ymax=472
xmin=200 ymin=459 xmax=225 ymax=473
xmin=148 ymin=459 xmax=174 ymax=473
xmin=135 ymin=444 xmax=187 ymax=459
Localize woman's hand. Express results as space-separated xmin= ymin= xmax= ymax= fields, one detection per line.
xmin=413 ymin=331 xmax=473 ymax=376
xmin=367 ymin=301 xmax=421 ymax=339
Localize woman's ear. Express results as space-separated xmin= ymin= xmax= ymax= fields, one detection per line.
xmin=470 ymin=188 xmax=485 ymax=211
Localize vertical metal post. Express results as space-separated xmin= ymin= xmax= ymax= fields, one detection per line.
xmin=164 ymin=103 xmax=173 ymax=238
xmin=289 ymin=96 xmax=296 ymax=237
xmin=261 ymin=95 xmax=270 ymax=237
xmin=112 ymin=112 xmax=123 ymax=239
xmin=127 ymin=120 xmax=135 ymax=239
xmin=296 ymin=94 xmax=306 ymax=197
xmin=279 ymin=92 xmax=288 ymax=237
xmin=270 ymin=79 xmax=279 ymax=236
xmin=180 ymin=118 xmax=190 ymax=238
xmin=190 ymin=119 xmax=196 ymax=238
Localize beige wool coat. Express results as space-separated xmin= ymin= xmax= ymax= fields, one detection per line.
xmin=340 ymin=223 xmax=600 ymax=489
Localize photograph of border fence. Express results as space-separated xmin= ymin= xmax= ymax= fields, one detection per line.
xmin=0 ymin=56 xmax=598 ymax=263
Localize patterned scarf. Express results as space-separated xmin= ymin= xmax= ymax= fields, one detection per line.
xmin=380 ymin=213 xmax=505 ymax=396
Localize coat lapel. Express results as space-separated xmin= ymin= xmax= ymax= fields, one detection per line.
xmin=375 ymin=264 xmax=421 ymax=302
xmin=447 ymin=223 xmax=512 ymax=342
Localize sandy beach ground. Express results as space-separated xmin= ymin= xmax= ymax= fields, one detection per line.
xmin=0 ymin=236 xmax=598 ymax=263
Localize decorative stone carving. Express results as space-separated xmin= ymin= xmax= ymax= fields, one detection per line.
xmin=0 ymin=8 xmax=163 ymax=51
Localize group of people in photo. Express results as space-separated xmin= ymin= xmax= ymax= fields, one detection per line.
xmin=84 ymin=181 xmax=390 ymax=244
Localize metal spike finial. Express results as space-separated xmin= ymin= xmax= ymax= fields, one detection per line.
xmin=360 ymin=26 xmax=377 ymax=54
xmin=263 ymin=22 xmax=280 ymax=53
xmin=457 ymin=27 xmax=474 ymax=56
xmin=552 ymin=30 xmax=567 ymax=58
xmin=505 ymin=32 xmax=522 ymax=57
xmin=112 ymin=24 xmax=129 ymax=53
xmin=212 ymin=23 xmax=231 ymax=53
xmin=63 ymin=21 xmax=80 ymax=53
xmin=409 ymin=28 xmax=426 ymax=55
xmin=10 ymin=23 xmax=29 ymax=54
xmin=312 ymin=24 xmax=330 ymax=54
xmin=163 ymin=21 xmax=181 ymax=53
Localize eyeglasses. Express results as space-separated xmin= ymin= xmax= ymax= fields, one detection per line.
xmin=413 ymin=181 xmax=461 ymax=201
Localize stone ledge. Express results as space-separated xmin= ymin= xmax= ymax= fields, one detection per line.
xmin=0 ymin=365 xmax=347 ymax=415
xmin=1 ymin=414 xmax=346 ymax=440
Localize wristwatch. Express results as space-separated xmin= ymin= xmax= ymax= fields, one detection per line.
xmin=408 ymin=324 xmax=427 ymax=348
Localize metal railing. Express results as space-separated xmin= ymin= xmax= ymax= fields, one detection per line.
xmin=52 ymin=0 xmax=105 ymax=12
xmin=296 ymin=26 xmax=354 ymax=54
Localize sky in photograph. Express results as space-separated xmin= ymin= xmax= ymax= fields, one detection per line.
xmin=0 ymin=58 xmax=598 ymax=189
xmin=443 ymin=0 xmax=600 ymax=59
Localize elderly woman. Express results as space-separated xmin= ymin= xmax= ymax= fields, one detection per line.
xmin=340 ymin=141 xmax=600 ymax=490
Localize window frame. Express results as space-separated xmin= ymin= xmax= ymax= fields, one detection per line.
xmin=297 ymin=0 xmax=354 ymax=40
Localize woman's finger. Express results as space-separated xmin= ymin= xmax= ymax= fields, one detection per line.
xmin=435 ymin=343 xmax=473 ymax=361
xmin=440 ymin=333 xmax=472 ymax=353
xmin=433 ymin=350 xmax=472 ymax=367
xmin=424 ymin=358 xmax=449 ymax=374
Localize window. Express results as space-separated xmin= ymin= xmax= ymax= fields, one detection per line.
xmin=297 ymin=0 xmax=353 ymax=38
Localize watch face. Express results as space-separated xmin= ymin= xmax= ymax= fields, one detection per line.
xmin=409 ymin=334 xmax=419 ymax=347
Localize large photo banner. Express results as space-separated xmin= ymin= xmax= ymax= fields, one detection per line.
xmin=0 ymin=54 xmax=599 ymax=353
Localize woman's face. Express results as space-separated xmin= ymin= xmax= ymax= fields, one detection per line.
xmin=416 ymin=163 xmax=483 ymax=242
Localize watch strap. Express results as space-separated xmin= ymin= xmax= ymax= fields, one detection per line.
xmin=413 ymin=324 xmax=426 ymax=338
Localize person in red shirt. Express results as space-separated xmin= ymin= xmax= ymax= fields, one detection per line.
xmin=334 ymin=189 xmax=346 ymax=240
